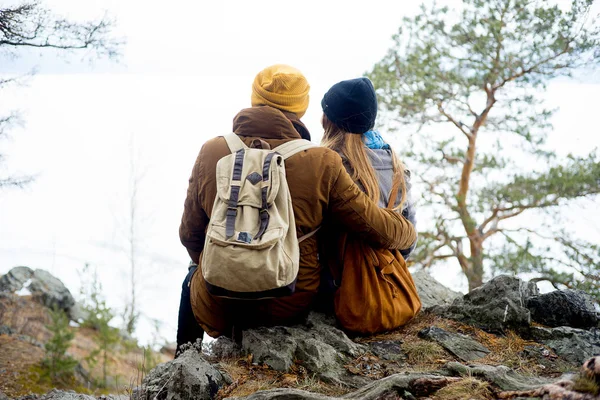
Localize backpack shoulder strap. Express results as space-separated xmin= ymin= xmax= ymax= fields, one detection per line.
xmin=274 ymin=139 xmax=317 ymax=160
xmin=223 ymin=133 xmax=248 ymax=153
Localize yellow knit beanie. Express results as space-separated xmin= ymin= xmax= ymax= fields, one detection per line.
xmin=251 ymin=64 xmax=310 ymax=118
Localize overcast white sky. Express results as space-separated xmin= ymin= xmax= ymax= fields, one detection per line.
xmin=1 ymin=0 xmax=599 ymax=345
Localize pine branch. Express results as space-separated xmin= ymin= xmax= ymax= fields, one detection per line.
xmin=493 ymin=44 xmax=572 ymax=90
xmin=436 ymin=102 xmax=472 ymax=138
xmin=529 ymin=276 xmax=573 ymax=290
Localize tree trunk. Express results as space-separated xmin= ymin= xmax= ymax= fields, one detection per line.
xmin=467 ymin=237 xmax=484 ymax=290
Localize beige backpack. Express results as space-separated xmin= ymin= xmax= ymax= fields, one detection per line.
xmin=202 ymin=134 xmax=317 ymax=299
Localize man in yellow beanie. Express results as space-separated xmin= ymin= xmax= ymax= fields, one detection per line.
xmin=251 ymin=64 xmax=312 ymax=140
xmin=175 ymin=64 xmax=416 ymax=354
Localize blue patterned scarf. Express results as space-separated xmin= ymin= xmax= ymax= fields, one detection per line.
xmin=363 ymin=130 xmax=390 ymax=150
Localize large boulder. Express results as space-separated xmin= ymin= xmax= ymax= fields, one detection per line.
xmin=528 ymin=326 xmax=600 ymax=365
xmin=210 ymin=336 xmax=242 ymax=360
xmin=241 ymin=313 xmax=367 ymax=386
xmin=527 ymin=289 xmax=599 ymax=329
xmin=0 ymin=267 xmax=78 ymax=320
xmin=0 ymin=266 xmax=34 ymax=293
xmin=29 ymin=269 xmax=76 ymax=312
xmin=135 ymin=345 xmax=224 ymax=400
xmin=436 ymin=275 xmax=538 ymax=334
xmin=411 ymin=270 xmax=461 ymax=308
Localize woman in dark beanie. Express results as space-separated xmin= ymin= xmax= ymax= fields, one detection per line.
xmin=319 ymin=77 xmax=420 ymax=333
xmin=321 ymin=77 xmax=417 ymax=251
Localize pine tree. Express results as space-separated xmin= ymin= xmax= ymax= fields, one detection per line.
xmin=368 ymin=0 xmax=600 ymax=298
xmin=80 ymin=264 xmax=120 ymax=388
xmin=42 ymin=307 xmax=78 ymax=383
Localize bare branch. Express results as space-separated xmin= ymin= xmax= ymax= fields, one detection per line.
xmin=441 ymin=149 xmax=464 ymax=165
xmin=0 ymin=175 xmax=34 ymax=189
xmin=493 ymin=44 xmax=572 ymax=90
xmin=0 ymin=2 xmax=124 ymax=60
xmin=455 ymin=97 xmax=478 ymax=118
xmin=422 ymin=245 xmax=454 ymax=268
xmin=529 ymin=277 xmax=573 ymax=291
xmin=436 ymin=102 xmax=472 ymax=138
xmin=479 ymin=207 xmax=499 ymax=232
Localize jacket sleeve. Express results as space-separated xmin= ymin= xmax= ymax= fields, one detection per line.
xmin=328 ymin=159 xmax=417 ymax=250
xmin=179 ymin=149 xmax=209 ymax=264
xmin=399 ymin=171 xmax=418 ymax=259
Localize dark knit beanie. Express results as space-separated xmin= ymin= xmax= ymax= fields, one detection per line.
xmin=321 ymin=77 xmax=378 ymax=134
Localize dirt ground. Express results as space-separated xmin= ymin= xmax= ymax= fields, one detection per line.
xmin=0 ymin=294 xmax=171 ymax=397
xmin=0 ymin=335 xmax=46 ymax=397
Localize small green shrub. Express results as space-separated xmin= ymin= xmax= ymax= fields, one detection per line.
xmin=41 ymin=307 xmax=78 ymax=383
xmin=79 ymin=264 xmax=120 ymax=388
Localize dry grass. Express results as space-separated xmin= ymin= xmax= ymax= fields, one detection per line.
xmin=476 ymin=330 xmax=537 ymax=372
xmin=357 ymin=313 xmax=457 ymax=344
xmin=572 ymin=375 xmax=600 ymax=396
xmin=356 ymin=313 xmax=456 ymax=371
xmin=473 ymin=330 xmax=572 ymax=376
xmin=432 ymin=377 xmax=494 ymax=400
xmin=401 ymin=340 xmax=448 ymax=365
xmin=356 ymin=313 xmax=463 ymax=371
xmin=215 ymin=359 xmax=349 ymax=399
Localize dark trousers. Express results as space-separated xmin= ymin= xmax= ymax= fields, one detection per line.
xmin=176 ymin=265 xmax=205 ymax=356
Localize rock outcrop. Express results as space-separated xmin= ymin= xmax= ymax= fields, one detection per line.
xmin=418 ymin=326 xmax=490 ymax=361
xmin=529 ymin=326 xmax=600 ymax=365
xmin=0 ymin=267 xmax=172 ymax=399
xmin=527 ymin=289 xmax=599 ymax=329
xmin=216 ymin=313 xmax=367 ymax=387
xmin=0 ymin=267 xmax=33 ymax=293
xmin=6 ymin=271 xmax=600 ymax=400
xmin=0 ymin=267 xmax=81 ymax=321
xmin=134 ymin=342 xmax=224 ymax=400
xmin=367 ymin=340 xmax=404 ymax=361
xmin=411 ymin=270 xmax=461 ymax=308
xmin=143 ymin=275 xmax=599 ymax=399
xmin=435 ymin=275 xmax=539 ymax=334
xmin=13 ymin=389 xmax=126 ymax=400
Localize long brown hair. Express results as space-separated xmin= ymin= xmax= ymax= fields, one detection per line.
xmin=321 ymin=115 xmax=407 ymax=211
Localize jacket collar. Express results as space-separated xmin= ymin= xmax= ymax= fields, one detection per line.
xmin=281 ymin=111 xmax=312 ymax=141
xmin=232 ymin=106 xmax=303 ymax=140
